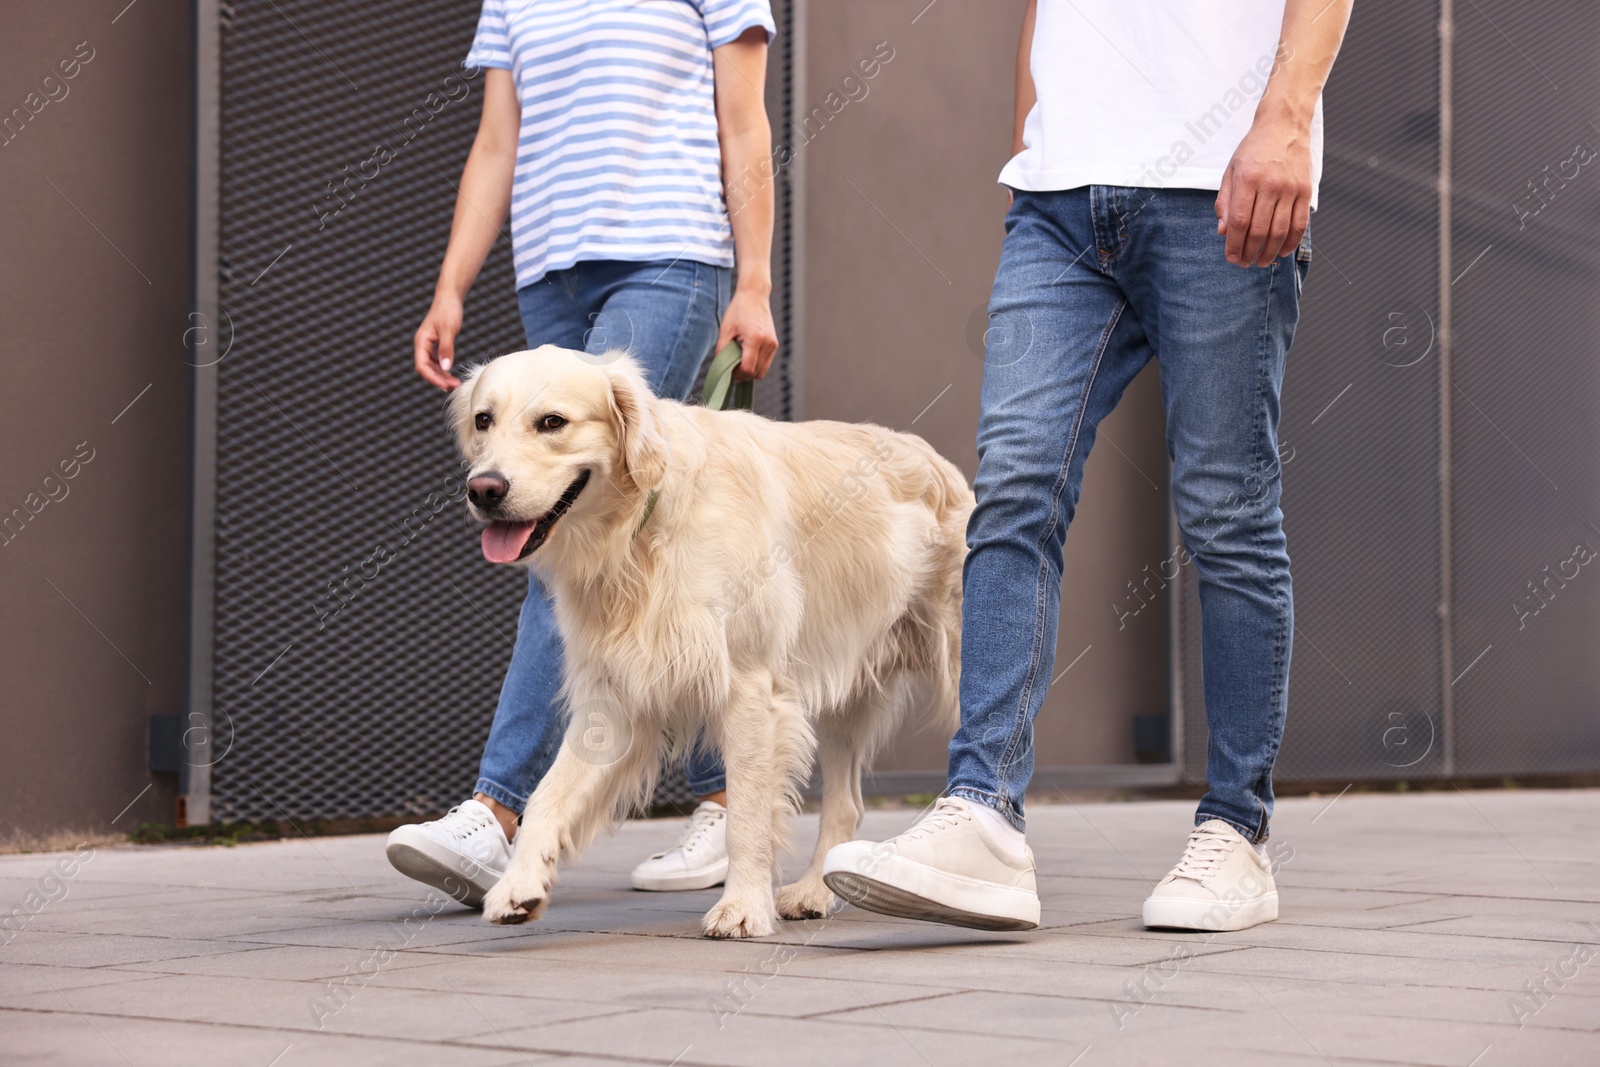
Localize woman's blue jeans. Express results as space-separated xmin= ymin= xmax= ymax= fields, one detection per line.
xmin=473 ymin=258 xmax=730 ymax=814
xmin=947 ymin=188 xmax=1307 ymax=842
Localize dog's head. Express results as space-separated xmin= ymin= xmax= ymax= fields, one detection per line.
xmin=448 ymin=346 xmax=667 ymax=564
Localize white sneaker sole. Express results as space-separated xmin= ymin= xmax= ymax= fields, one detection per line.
xmin=822 ymin=845 xmax=1040 ymax=931
xmin=385 ymin=828 xmax=503 ymax=910
xmin=630 ymin=857 xmax=728 ymax=892
xmin=1142 ymin=890 xmax=1278 ymax=932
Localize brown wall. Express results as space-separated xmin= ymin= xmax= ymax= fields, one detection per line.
xmin=798 ymin=0 xmax=1170 ymax=773
xmin=0 ymin=2 xmax=193 ymax=845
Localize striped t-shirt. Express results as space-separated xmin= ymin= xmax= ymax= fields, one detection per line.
xmin=466 ymin=0 xmax=776 ymax=289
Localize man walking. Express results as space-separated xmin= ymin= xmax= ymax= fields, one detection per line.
xmin=824 ymin=0 xmax=1352 ymax=932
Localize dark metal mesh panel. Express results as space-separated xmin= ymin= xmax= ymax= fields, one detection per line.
xmin=1181 ymin=1 xmax=1600 ymax=784
xmin=1181 ymin=4 xmax=1445 ymax=782
xmin=207 ymin=1 xmax=793 ymax=822
xmin=1450 ymin=1 xmax=1600 ymax=775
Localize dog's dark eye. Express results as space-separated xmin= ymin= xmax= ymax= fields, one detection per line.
xmin=474 ymin=412 xmax=492 ymax=431
xmin=538 ymin=414 xmax=567 ymax=432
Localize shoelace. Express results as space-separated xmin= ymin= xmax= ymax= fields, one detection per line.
xmin=670 ymin=804 xmax=725 ymax=853
xmin=902 ymin=797 xmax=973 ymax=842
xmin=430 ymin=803 xmax=497 ymax=842
xmin=1169 ymin=823 xmax=1236 ymax=881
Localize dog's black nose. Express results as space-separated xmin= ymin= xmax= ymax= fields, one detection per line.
xmin=468 ymin=472 xmax=510 ymax=510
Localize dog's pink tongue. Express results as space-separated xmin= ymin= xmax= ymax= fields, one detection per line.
xmin=481 ymin=521 xmax=538 ymax=564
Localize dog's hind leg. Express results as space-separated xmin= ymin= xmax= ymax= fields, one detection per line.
xmin=703 ymin=670 xmax=812 ymax=939
xmin=777 ymin=714 xmax=864 ymax=920
xmin=482 ymin=721 xmax=660 ymax=926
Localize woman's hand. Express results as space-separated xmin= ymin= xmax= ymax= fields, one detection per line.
xmin=413 ymin=289 xmax=465 ymax=391
xmin=718 ymin=286 xmax=778 ymax=381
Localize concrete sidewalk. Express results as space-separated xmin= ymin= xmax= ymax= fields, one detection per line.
xmin=3 ymin=789 xmax=1598 ymax=1066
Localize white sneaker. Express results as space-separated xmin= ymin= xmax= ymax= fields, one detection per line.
xmin=386 ymin=799 xmax=511 ymax=909
xmin=630 ymin=800 xmax=729 ymax=891
xmin=821 ymin=797 xmax=1040 ymax=931
xmin=1143 ymin=819 xmax=1279 ymax=931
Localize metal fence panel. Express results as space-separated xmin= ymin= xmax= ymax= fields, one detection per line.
xmin=201 ymin=0 xmax=794 ymax=822
xmin=1180 ymin=1 xmax=1600 ymax=784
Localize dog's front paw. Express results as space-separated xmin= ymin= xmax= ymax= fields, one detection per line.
xmin=482 ymin=873 xmax=549 ymax=926
xmin=777 ymin=880 xmax=835 ymax=921
xmin=702 ymin=893 xmax=777 ymax=939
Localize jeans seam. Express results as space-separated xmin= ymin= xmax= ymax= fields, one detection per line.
xmin=993 ymin=298 xmax=1126 ymax=796
xmin=657 ymin=261 xmax=709 ymax=396
xmin=1248 ymin=259 xmax=1289 ymax=841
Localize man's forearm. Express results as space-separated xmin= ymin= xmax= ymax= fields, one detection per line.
xmin=1258 ymin=0 xmax=1354 ymax=127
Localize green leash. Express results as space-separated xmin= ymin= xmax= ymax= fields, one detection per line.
xmin=634 ymin=341 xmax=752 ymax=539
xmin=702 ymin=339 xmax=754 ymax=412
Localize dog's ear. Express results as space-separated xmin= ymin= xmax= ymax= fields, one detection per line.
xmin=605 ymin=358 xmax=668 ymax=491
xmin=445 ymin=364 xmax=485 ymax=457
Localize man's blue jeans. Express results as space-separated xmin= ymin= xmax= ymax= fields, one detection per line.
xmin=473 ymin=258 xmax=730 ymax=814
xmin=947 ymin=187 xmax=1307 ymax=843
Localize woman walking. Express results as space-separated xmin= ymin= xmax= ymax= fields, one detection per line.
xmin=389 ymin=0 xmax=780 ymax=906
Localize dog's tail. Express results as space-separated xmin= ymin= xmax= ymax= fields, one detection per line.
xmin=884 ymin=430 xmax=972 ymax=735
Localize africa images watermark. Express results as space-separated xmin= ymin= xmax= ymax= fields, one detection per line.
xmin=1 ymin=441 xmax=97 ymax=549
xmin=313 ymin=469 xmax=470 ymax=630
xmin=306 ymin=882 xmax=459 ymax=1029
xmin=724 ymin=41 xmax=898 ymax=219
xmin=713 ymin=436 xmax=902 ymax=623
xmin=1511 ymin=533 xmax=1596 ymax=632
xmin=1 ymin=844 xmax=96 ymax=948
xmin=1130 ymin=44 xmax=1295 ymax=190
xmin=1 ymin=40 xmax=97 ymax=150
xmin=1511 ymin=136 xmax=1597 ymax=231
xmin=1112 ymin=840 xmax=1297 ymax=1030
xmin=312 ymin=61 xmax=481 ymax=231
xmin=1506 ymin=924 xmax=1600 ymax=1029
xmin=705 ymin=831 xmax=925 ymax=1029
xmin=1112 ymin=441 xmax=1296 ymax=630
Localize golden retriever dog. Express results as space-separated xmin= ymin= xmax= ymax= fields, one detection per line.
xmin=450 ymin=346 xmax=970 ymax=938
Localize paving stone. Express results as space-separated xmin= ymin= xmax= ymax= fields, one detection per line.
xmin=2 ymin=790 xmax=1596 ymax=1064
xmin=110 ymin=942 xmax=467 ymax=982
xmin=467 ymin=1005 xmax=1063 ymax=1066
xmin=369 ymin=954 xmax=955 ymax=1019
xmin=2 ymin=972 xmax=625 ymax=1043
xmin=0 ymin=1006 xmax=558 ymax=1066
xmin=0 ymin=931 xmax=275 ymax=969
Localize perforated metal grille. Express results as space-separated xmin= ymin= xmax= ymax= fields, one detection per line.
xmin=1179 ymin=1 xmax=1600 ymax=784
xmin=1449 ymin=2 xmax=1600 ymax=776
xmin=206 ymin=0 xmax=793 ymax=822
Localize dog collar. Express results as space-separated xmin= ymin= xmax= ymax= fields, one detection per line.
xmin=632 ymin=489 xmax=661 ymax=539
xmin=629 ymin=341 xmax=742 ymax=543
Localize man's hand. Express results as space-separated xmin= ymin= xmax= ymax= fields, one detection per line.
xmin=718 ymin=287 xmax=779 ymax=382
xmin=413 ymin=290 xmax=465 ymax=391
xmin=1215 ymin=0 xmax=1351 ymax=267
xmin=1215 ymin=109 xmax=1314 ymax=268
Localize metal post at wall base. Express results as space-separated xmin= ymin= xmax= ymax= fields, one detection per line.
xmin=1436 ymin=0 xmax=1456 ymax=778
xmin=181 ymin=0 xmax=221 ymax=827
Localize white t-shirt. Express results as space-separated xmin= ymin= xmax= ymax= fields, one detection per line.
xmin=999 ymin=1 xmax=1323 ymax=208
